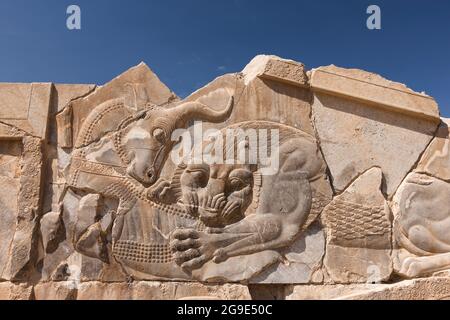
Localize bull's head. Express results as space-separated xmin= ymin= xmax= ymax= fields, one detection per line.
xmin=122 ymin=97 xmax=234 ymax=187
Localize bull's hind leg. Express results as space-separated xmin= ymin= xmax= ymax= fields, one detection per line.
xmin=399 ymin=253 xmax=450 ymax=278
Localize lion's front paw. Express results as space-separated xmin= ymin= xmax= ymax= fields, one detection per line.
xmin=399 ymin=256 xmax=430 ymax=278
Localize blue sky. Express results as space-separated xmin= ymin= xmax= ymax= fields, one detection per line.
xmin=0 ymin=0 xmax=449 ymax=116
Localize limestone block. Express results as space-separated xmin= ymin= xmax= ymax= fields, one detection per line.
xmin=56 ymin=104 xmax=73 ymax=148
xmin=0 ymin=122 xmax=26 ymax=138
xmin=77 ymin=282 xmax=251 ymax=300
xmin=40 ymin=210 xmax=64 ymax=254
xmin=34 ymin=282 xmax=77 ymax=300
xmin=0 ymin=143 xmax=19 ymax=279
xmin=312 ymin=90 xmax=437 ymax=196
xmin=288 ymin=277 xmax=450 ymax=300
xmin=242 ymin=55 xmax=309 ymax=87
xmin=286 ymin=283 xmax=385 ymax=300
xmin=54 ymin=84 xmax=95 ymax=112
xmin=0 ymin=141 xmax=22 ymax=278
xmin=41 ymin=190 xmax=127 ymax=283
xmin=0 ymin=282 xmax=33 ymax=300
xmin=416 ymin=118 xmax=450 ymax=181
xmin=250 ymin=222 xmax=325 ymax=284
xmin=338 ymin=277 xmax=450 ymax=300
xmin=0 ymin=83 xmax=51 ymax=138
xmin=3 ymin=137 xmax=44 ymax=281
xmin=0 ymin=177 xmax=20 ymax=278
xmin=323 ymin=168 xmax=392 ymax=283
xmin=310 ymin=65 xmax=440 ymax=122
xmin=0 ymin=84 xmax=32 ymax=119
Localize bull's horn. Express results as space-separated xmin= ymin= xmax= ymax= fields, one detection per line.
xmin=170 ymin=96 xmax=234 ymax=127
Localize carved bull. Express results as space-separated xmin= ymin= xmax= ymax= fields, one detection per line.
xmin=63 ymin=97 xmax=234 ymax=261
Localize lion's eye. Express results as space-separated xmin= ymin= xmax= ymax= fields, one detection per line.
xmin=152 ymin=128 xmax=166 ymax=143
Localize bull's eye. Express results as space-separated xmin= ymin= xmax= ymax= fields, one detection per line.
xmin=152 ymin=128 xmax=166 ymax=143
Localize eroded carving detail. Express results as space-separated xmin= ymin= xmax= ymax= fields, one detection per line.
xmin=325 ymin=199 xmax=389 ymax=243
xmin=61 ymin=97 xmax=234 ymax=269
xmin=2 ymin=56 xmax=448 ymax=297
xmin=394 ymin=173 xmax=450 ymax=278
xmin=393 ymin=120 xmax=450 ymax=279
xmin=109 ymin=121 xmax=330 ymax=281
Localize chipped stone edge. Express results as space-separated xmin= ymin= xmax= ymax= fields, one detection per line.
xmin=310 ymin=68 xmax=441 ymax=124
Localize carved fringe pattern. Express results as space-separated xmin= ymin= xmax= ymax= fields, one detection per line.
xmin=324 ymin=199 xmax=390 ymax=242
xmin=113 ymin=128 xmax=132 ymax=167
xmin=113 ymin=240 xmax=174 ymax=264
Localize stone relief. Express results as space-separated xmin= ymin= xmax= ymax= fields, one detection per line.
xmin=0 ymin=55 xmax=449 ymax=299
xmin=111 ymin=120 xmax=331 ymax=282
xmin=393 ymin=119 xmax=450 ymax=279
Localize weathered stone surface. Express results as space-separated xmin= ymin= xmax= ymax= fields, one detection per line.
xmin=286 ymin=283 xmax=383 ymax=300
xmin=0 ymin=83 xmax=52 ymax=138
xmin=323 ymin=168 xmax=392 ymax=283
xmin=0 ymin=177 xmax=20 ymax=277
xmin=40 ymin=210 xmax=64 ymax=254
xmin=0 ymin=84 xmax=33 ymax=119
xmin=237 ymin=58 xmax=314 ymax=136
xmin=312 ymin=89 xmax=437 ymax=196
xmin=416 ymin=118 xmax=450 ymax=181
xmin=310 ymin=65 xmax=441 ymax=123
xmin=242 ymin=55 xmax=309 ymax=87
xmin=250 ymin=222 xmax=325 ymax=284
xmin=2 ymin=137 xmax=44 ymax=281
xmin=56 ymin=103 xmax=73 ymax=148
xmin=54 ymin=84 xmax=96 ymax=113
xmin=69 ymin=62 xmax=178 ymax=146
xmin=0 ymin=141 xmax=21 ymax=278
xmin=337 ymin=277 xmax=450 ymax=300
xmin=0 ymin=122 xmax=26 ymax=138
xmin=77 ymin=282 xmax=251 ymax=300
xmin=184 ymin=68 xmax=314 ymax=136
xmin=287 ymin=277 xmax=450 ymax=300
xmin=0 ymin=55 xmax=449 ymax=299
xmin=393 ymin=172 xmax=450 ymax=278
xmin=0 ymin=282 xmax=33 ymax=300
xmin=34 ymin=282 xmax=78 ymax=300
xmin=391 ymin=118 xmax=450 ymax=280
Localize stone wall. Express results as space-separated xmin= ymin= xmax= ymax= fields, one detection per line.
xmin=0 ymin=55 xmax=448 ymax=300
